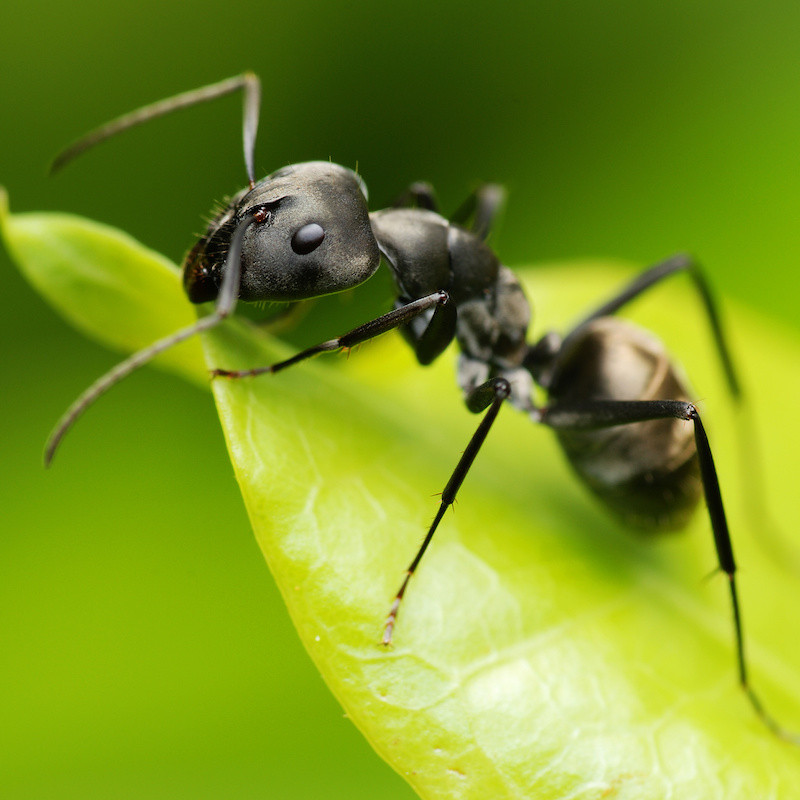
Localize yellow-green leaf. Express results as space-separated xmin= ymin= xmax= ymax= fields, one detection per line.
xmin=4 ymin=193 xmax=800 ymax=798
xmin=205 ymin=271 xmax=800 ymax=799
xmin=0 ymin=187 xmax=205 ymax=386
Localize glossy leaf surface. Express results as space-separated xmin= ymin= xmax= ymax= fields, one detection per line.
xmin=4 ymin=199 xmax=800 ymax=798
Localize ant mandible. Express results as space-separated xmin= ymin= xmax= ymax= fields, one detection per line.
xmin=45 ymin=72 xmax=795 ymax=742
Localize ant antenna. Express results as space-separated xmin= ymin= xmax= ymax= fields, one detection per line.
xmin=49 ymin=73 xmax=261 ymax=188
xmin=43 ymin=211 xmax=260 ymax=466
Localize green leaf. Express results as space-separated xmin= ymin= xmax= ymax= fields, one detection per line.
xmin=5 ymin=194 xmax=800 ymax=798
xmin=0 ymin=187 xmax=206 ymax=387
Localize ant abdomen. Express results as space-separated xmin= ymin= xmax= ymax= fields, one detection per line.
xmin=548 ymin=317 xmax=702 ymax=529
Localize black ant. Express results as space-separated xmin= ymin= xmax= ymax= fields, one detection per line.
xmin=46 ymin=72 xmax=795 ymax=742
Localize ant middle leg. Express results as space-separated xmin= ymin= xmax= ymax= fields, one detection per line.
xmin=383 ymin=376 xmax=512 ymax=645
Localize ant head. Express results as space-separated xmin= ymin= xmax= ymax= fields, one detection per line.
xmin=183 ymin=161 xmax=380 ymax=303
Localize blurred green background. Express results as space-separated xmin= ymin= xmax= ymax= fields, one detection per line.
xmin=2 ymin=1 xmax=799 ymax=798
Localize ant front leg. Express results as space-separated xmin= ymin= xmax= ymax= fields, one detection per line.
xmin=541 ymin=398 xmax=799 ymax=742
xmin=383 ymin=376 xmax=511 ymax=645
xmin=392 ymin=182 xmax=506 ymax=241
xmin=211 ymin=291 xmax=451 ymax=378
xmin=450 ymin=183 xmax=506 ymax=241
xmin=392 ymin=182 xmax=439 ymax=212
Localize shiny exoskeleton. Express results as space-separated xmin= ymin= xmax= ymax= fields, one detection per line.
xmin=46 ymin=73 xmax=795 ymax=742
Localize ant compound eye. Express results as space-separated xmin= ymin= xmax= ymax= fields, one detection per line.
xmin=291 ymin=223 xmax=325 ymax=255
